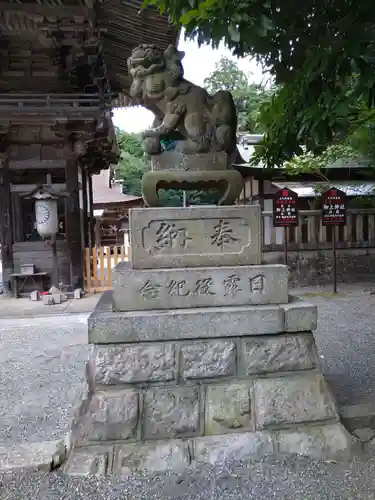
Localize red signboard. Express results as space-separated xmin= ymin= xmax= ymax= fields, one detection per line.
xmin=273 ymin=187 xmax=299 ymax=227
xmin=321 ymin=188 xmax=347 ymax=226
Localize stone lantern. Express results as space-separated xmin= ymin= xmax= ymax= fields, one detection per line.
xmin=23 ymin=184 xmax=68 ymax=288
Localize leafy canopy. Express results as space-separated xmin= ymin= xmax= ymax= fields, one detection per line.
xmin=203 ymin=56 xmax=273 ymax=132
xmin=143 ymin=0 xmax=375 ymax=166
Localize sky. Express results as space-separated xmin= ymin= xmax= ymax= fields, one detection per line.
xmin=112 ymin=33 xmax=265 ymax=133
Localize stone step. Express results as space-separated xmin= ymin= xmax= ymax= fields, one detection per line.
xmin=112 ymin=262 xmax=288 ymax=311
xmin=88 ymin=292 xmax=317 ymax=344
xmin=65 ymin=422 xmax=354 ymax=477
xmin=129 ymin=205 xmax=261 ymax=269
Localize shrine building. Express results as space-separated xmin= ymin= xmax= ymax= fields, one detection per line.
xmin=0 ymin=0 xmax=177 ymax=295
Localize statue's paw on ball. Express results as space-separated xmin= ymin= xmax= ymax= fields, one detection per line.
xmin=142 ymin=136 xmax=161 ymax=155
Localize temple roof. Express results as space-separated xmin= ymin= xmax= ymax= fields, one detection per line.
xmin=100 ymin=0 xmax=179 ymax=97
xmin=0 ymin=0 xmax=179 ymax=96
xmin=92 ymin=170 xmax=142 ymax=207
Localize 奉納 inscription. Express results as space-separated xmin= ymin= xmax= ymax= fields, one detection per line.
xmin=132 ymin=206 xmax=262 ymax=268
xmin=210 ymin=220 xmax=239 ymax=249
xmin=154 ymin=222 xmax=192 ymax=251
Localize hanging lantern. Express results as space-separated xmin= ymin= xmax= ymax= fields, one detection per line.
xmin=23 ymin=184 xmax=69 ymax=239
xmin=35 ymin=198 xmax=59 ymax=238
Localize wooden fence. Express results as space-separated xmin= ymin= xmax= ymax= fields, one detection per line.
xmin=85 ymin=245 xmax=130 ymax=292
xmin=262 ymin=208 xmax=375 ymax=251
xmin=84 ymin=209 xmax=375 ymax=292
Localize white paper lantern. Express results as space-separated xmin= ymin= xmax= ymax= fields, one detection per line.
xmin=35 ymin=198 xmax=59 ymax=238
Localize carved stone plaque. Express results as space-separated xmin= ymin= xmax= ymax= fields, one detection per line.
xmin=112 ymin=263 xmax=288 ymax=311
xmin=129 ymin=206 xmax=261 ymax=269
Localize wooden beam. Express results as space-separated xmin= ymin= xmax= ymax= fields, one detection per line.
xmin=10 ymin=183 xmax=67 ymax=193
xmin=0 ymin=3 xmax=93 ymax=17
xmin=9 ymin=160 xmax=66 ymax=170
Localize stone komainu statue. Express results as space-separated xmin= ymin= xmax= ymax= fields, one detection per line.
xmin=127 ymin=44 xmax=243 ymax=206
xmin=127 ymin=44 xmax=237 ymax=160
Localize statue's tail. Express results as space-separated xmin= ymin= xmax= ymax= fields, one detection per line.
xmin=211 ymin=90 xmax=237 ymax=157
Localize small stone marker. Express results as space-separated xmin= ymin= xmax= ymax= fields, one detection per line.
xmin=74 ymin=288 xmax=83 ymax=299
xmin=43 ymin=294 xmax=54 ymax=305
xmin=51 ymin=293 xmax=62 ymax=304
xmin=30 ymin=290 xmax=40 ymax=301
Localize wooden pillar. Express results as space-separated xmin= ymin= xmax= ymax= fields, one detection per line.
xmin=81 ymin=167 xmax=89 ymax=249
xmin=0 ymin=157 xmax=13 ymax=295
xmin=65 ymin=159 xmax=84 ymax=289
xmin=88 ymin=173 xmax=95 ymax=249
xmin=95 ymin=217 xmax=101 ymax=247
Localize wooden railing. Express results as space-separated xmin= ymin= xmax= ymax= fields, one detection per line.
xmin=85 ymin=245 xmax=130 ymax=292
xmin=262 ymin=208 xmax=375 ymax=251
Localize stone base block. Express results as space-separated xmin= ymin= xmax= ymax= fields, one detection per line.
xmin=112 ymin=262 xmax=289 ymax=311
xmin=129 ymin=205 xmax=261 ymax=269
xmin=150 ymin=150 xmax=228 ymax=172
xmin=88 ymin=292 xmax=317 ymax=343
xmin=64 ymin=423 xmax=353 ymax=477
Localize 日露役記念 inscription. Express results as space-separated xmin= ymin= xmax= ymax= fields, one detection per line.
xmin=112 ymin=264 xmax=288 ymax=311
xmin=129 ymin=206 xmax=262 ymax=269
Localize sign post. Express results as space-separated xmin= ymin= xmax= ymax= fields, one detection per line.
xmin=273 ymin=187 xmax=299 ymax=266
xmin=321 ymin=188 xmax=347 ymax=294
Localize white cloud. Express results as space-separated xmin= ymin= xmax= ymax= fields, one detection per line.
xmin=112 ymin=34 xmax=266 ymax=133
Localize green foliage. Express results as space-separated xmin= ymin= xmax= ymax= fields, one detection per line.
xmin=283 ymin=144 xmax=366 ymax=180
xmin=142 ymin=0 xmax=375 ymax=166
xmin=203 ymin=56 xmax=272 ymax=132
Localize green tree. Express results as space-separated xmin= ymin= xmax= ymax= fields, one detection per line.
xmin=142 ymin=0 xmax=375 ymax=166
xmin=203 ymin=56 xmax=272 ymax=132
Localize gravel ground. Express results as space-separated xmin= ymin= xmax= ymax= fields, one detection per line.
xmin=0 ymin=315 xmax=90 ymax=445
xmin=2 ymin=454 xmax=375 ymax=500
xmin=294 ymin=283 xmax=375 ymax=407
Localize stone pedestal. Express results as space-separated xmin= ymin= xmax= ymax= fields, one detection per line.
xmin=65 ymin=205 xmax=353 ymax=477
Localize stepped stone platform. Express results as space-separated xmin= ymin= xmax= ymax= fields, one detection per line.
xmin=65 ymin=205 xmax=353 ymax=478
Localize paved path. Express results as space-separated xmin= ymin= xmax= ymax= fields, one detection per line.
xmin=0 ymin=294 xmax=101 ymax=319
xmin=0 ymin=314 xmax=90 ymax=446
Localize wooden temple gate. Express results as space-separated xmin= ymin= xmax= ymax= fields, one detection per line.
xmin=0 ymin=1 xmax=177 ymax=297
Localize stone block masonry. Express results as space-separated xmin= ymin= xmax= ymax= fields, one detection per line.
xmin=66 ymin=205 xmax=353 ymax=478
